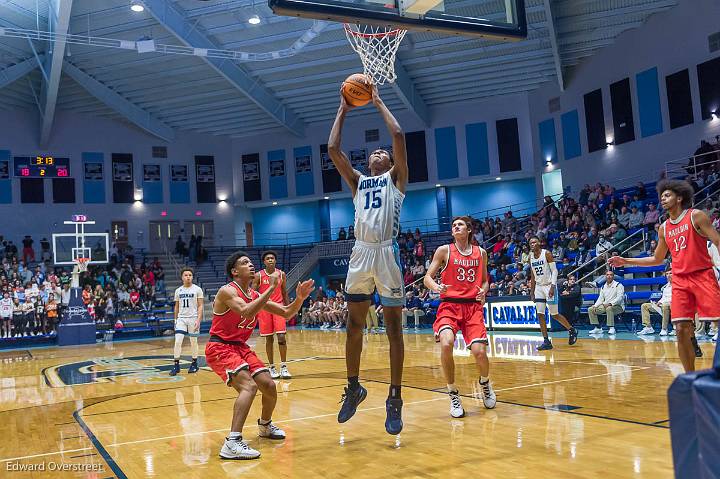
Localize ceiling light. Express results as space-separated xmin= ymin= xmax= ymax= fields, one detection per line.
xmin=130 ymin=1 xmax=144 ymax=12
xmin=495 ymin=177 xmax=501 ymax=181
xmin=712 ymin=110 xmax=718 ymax=120
xmin=272 ymin=201 xmax=278 ymax=206
xmin=324 ymin=196 xmax=329 ymax=200
xmin=435 ymin=183 xmax=441 ymax=187
xmin=248 ymin=14 xmax=261 ymax=25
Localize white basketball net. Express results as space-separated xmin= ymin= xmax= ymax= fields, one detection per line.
xmin=344 ymin=23 xmax=407 ymax=85
xmin=75 ymin=258 xmax=90 ymax=273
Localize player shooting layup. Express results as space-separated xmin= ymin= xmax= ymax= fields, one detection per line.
xmin=328 ymin=84 xmax=408 ymax=435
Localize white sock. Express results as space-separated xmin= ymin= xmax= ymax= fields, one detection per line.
xmin=447 ymin=384 xmax=457 ymax=393
xmin=189 ymin=336 xmax=199 ymax=358
xmin=173 ymin=333 xmax=184 ymax=358
xmin=228 ymin=431 xmax=241 ymax=440
xmin=480 ymin=376 xmax=489 ymax=384
xmin=259 ymin=418 xmax=271 ymax=426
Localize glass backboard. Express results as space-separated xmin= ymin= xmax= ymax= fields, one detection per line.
xmin=268 ymin=0 xmax=527 ymax=39
xmin=52 ymin=233 xmax=110 ymax=265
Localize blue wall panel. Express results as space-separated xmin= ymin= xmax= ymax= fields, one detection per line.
xmin=400 ymin=188 xmax=438 ymax=232
xmin=435 ymin=126 xmax=459 ymax=180
xmin=538 ymin=118 xmax=558 ymax=164
xmin=560 ymin=110 xmax=582 ymax=160
xmin=0 ymin=150 xmax=11 ymax=204
xmin=294 ymin=146 xmax=314 ymax=196
xmin=636 ymin=67 xmax=664 ymax=138
xmin=465 ymin=122 xmax=490 ymax=176
xmin=253 ymin=202 xmax=320 ymax=245
xmin=82 ymin=152 xmax=105 ymax=204
xmin=268 ymin=149 xmax=288 ymax=199
xmin=329 ymin=198 xmax=355 ymax=235
xmin=449 ymin=178 xmax=537 ymax=218
xmin=169 ymin=177 xmax=190 ymax=204
xmin=142 ymin=166 xmax=163 ymax=204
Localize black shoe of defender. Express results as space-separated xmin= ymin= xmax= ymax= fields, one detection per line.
xmin=568 ymin=328 xmax=578 ymax=346
xmin=169 ymin=363 xmax=180 ymax=376
xmin=691 ymin=337 xmax=703 ymax=358
xmin=338 ymin=385 xmax=367 ymax=423
xmin=537 ymin=339 xmax=553 ymax=351
xmin=188 ymin=362 xmax=199 ymax=373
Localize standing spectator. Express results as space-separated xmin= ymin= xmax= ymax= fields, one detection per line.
xmin=12 ymin=298 xmax=22 ymax=337
xmin=414 ymin=238 xmax=425 ymax=260
xmin=338 ymin=227 xmax=347 ymax=241
xmin=40 ymin=238 xmax=51 ymax=262
xmin=188 ymin=235 xmax=197 ymax=262
xmin=347 ymin=226 xmax=355 ymax=240
xmin=46 ymin=294 xmax=58 ymax=335
xmin=175 ymin=236 xmax=186 ymax=257
xmin=0 ymin=292 xmax=12 ymax=337
xmin=22 ymin=236 xmax=35 ymax=264
xmin=153 ymin=264 xmax=165 ymax=294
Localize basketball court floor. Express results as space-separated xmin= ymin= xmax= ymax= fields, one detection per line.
xmin=1 ymin=329 xmax=709 ymax=478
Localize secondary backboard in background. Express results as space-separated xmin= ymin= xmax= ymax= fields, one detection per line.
xmin=52 ymin=218 xmax=109 ymax=266
xmin=52 ymin=233 xmax=109 ymax=265
xmin=268 ymin=0 xmax=527 ymax=39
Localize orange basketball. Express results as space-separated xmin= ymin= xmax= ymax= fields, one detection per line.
xmin=342 ymin=73 xmax=372 ymax=107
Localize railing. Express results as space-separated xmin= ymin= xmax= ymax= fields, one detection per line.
xmin=565 ymin=228 xmax=647 ymax=283
xmin=693 ymin=178 xmax=720 ymax=211
xmin=231 ymin=191 xmax=572 ymax=247
xmin=665 ymin=149 xmax=720 ymax=179
xmin=160 ymin=240 xmax=181 ymax=279
xmin=285 ymin=240 xmax=354 ymax=291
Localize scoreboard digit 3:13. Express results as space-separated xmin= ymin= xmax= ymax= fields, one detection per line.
xmin=14 ymin=156 xmax=70 ymax=177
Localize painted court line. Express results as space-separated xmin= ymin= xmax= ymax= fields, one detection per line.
xmin=0 ymin=367 xmax=654 ymax=463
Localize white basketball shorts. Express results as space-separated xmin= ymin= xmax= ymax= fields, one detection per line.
xmin=345 ymin=240 xmax=405 ymax=307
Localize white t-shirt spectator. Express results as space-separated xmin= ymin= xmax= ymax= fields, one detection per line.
xmin=0 ymin=298 xmax=13 ymax=318
xmin=61 ymin=287 xmax=71 ymax=306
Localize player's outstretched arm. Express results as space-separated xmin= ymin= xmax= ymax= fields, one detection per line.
xmin=328 ymin=92 xmax=361 ymax=195
xmin=692 ymin=209 xmax=720 ymax=249
xmin=220 ymin=276 xmax=278 ymax=318
xmin=423 ymin=246 xmax=448 ymax=293
xmin=608 ymin=224 xmax=668 ymax=267
xmin=371 ymin=85 xmax=408 ymax=194
xmin=264 ymin=279 xmax=315 ymax=319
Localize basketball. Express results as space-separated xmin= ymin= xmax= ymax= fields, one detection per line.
xmin=342 ymin=73 xmax=372 ymax=107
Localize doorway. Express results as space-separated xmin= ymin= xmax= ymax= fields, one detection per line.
xmin=149 ymin=221 xmax=181 ymax=253
xmin=184 ymin=220 xmax=214 ymax=246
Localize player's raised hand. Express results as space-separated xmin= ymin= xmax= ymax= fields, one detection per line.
xmin=607 ymin=256 xmax=627 ymax=268
xmin=435 ymin=283 xmax=448 ymax=294
xmin=296 ymin=279 xmax=315 ymax=300
xmin=370 ymin=83 xmax=383 ymax=107
xmin=267 ymin=273 xmax=280 ymax=290
xmin=339 ymin=86 xmax=354 ymax=112
xmin=475 ymin=286 xmax=486 ymax=305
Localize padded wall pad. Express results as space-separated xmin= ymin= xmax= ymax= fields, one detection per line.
xmin=692 ymin=374 xmax=720 ymax=479
xmin=668 ymin=370 xmax=713 ymax=478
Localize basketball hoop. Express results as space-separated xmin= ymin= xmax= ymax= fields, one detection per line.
xmin=344 ymin=23 xmax=407 ymax=85
xmin=74 ymin=257 xmax=90 ymax=273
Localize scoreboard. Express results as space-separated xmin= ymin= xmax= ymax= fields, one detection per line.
xmin=14 ymin=156 xmax=70 ymax=177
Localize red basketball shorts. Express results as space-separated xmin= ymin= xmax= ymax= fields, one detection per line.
xmin=671 ymin=269 xmax=720 ymax=322
xmin=433 ymin=301 xmax=488 ymax=347
xmin=205 ymin=341 xmax=267 ymax=385
xmin=257 ymin=310 xmax=286 ymax=336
